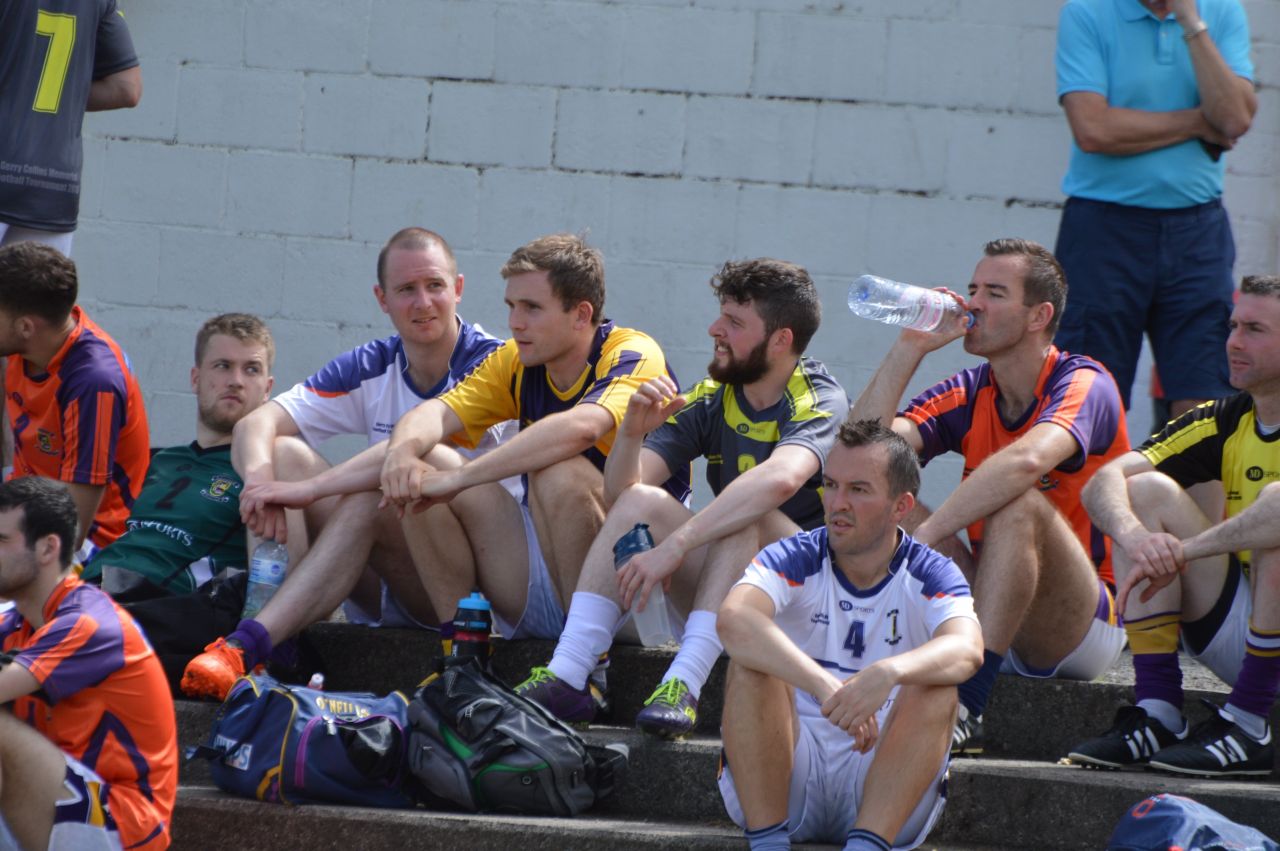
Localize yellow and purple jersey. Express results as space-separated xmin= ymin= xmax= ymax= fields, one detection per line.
xmin=441 ymin=320 xmax=690 ymax=500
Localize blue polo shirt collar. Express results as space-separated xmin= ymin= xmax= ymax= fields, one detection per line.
xmin=1116 ymin=0 xmax=1159 ymax=22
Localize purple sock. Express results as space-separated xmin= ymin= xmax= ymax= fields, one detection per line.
xmin=957 ymin=649 xmax=1003 ymax=717
xmin=1132 ymin=652 xmax=1183 ymax=710
xmin=1227 ymin=641 xmax=1280 ymax=721
xmin=227 ymin=618 xmax=273 ymax=670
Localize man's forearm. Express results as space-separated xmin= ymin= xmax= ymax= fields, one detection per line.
xmin=65 ymin=482 xmax=104 ymax=549
xmin=917 ymin=448 xmax=1045 ymax=543
xmin=309 ymin=442 xmax=387 ymax=498
xmin=602 ymin=430 xmax=645 ymax=506
xmin=669 ymin=452 xmax=813 ymax=557
xmin=1071 ymin=105 xmax=1208 ymax=156
xmin=1183 ymin=489 xmax=1280 ymax=561
xmin=879 ymin=622 xmax=983 ymax=687
xmin=849 ymin=338 xmax=928 ymax=424
xmin=454 ymin=408 xmax=610 ymax=490
xmin=87 ymin=66 xmax=141 ymax=111
xmin=387 ymin=400 xmax=450 ymax=461
xmin=1081 ymin=464 xmax=1146 ymax=543
xmin=720 ymin=605 xmax=840 ymax=700
xmin=1182 ymin=17 xmax=1256 ymax=138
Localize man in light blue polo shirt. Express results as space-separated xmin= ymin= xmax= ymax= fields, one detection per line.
xmin=1053 ymin=0 xmax=1255 ymax=418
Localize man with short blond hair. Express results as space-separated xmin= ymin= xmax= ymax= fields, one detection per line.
xmin=80 ymin=313 xmax=275 ymax=602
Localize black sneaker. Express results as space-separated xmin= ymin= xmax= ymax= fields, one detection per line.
xmin=1147 ymin=700 xmax=1274 ymax=778
xmin=1067 ymin=705 xmax=1182 ymax=770
xmin=951 ymin=708 xmax=984 ymax=756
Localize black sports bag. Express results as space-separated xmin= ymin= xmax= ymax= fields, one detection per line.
xmin=404 ymin=658 xmax=627 ymax=816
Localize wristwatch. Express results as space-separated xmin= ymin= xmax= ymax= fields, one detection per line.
xmin=1183 ymin=20 xmax=1209 ymax=41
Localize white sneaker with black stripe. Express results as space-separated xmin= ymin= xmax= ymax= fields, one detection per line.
xmin=1147 ymin=700 xmax=1274 ymax=778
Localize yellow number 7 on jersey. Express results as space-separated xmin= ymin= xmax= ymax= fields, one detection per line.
xmin=33 ymin=11 xmax=77 ymax=114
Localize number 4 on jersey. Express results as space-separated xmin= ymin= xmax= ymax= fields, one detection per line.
xmin=34 ymin=11 xmax=76 ymax=114
xmin=843 ymin=620 xmax=866 ymax=658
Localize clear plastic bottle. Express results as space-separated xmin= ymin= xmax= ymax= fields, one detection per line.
xmin=847 ymin=274 xmax=971 ymax=332
xmin=242 ymin=539 xmax=288 ymax=620
xmin=613 ymin=524 xmax=675 ymax=647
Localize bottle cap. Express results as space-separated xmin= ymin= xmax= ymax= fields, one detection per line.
xmin=457 ymin=590 xmax=491 ymax=611
xmin=613 ymin=523 xmax=654 ymax=565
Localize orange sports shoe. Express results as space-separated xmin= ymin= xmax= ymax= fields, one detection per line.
xmin=181 ymin=638 xmax=249 ymax=701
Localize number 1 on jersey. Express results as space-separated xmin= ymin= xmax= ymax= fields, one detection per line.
xmin=34 ymin=11 xmax=77 ymax=114
xmin=843 ymin=620 xmax=866 ymax=658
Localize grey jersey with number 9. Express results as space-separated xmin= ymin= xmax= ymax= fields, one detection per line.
xmin=0 ymin=0 xmax=137 ymax=231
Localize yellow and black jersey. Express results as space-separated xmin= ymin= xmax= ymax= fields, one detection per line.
xmin=440 ymin=320 xmax=689 ymax=500
xmin=644 ymin=358 xmax=847 ymax=529
xmin=1140 ymin=392 xmax=1280 ymax=569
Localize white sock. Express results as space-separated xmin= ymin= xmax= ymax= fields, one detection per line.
xmin=1224 ymin=702 xmax=1269 ymax=741
xmin=1137 ymin=699 xmax=1185 ymax=735
xmin=547 ymin=592 xmax=622 ymax=690
xmin=662 ymin=609 xmax=722 ymax=700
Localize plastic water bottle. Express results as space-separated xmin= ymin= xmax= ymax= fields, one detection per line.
xmin=242 ymin=540 xmax=288 ymax=620
xmin=847 ymin=275 xmax=971 ymax=332
xmin=613 ymin=524 xmax=675 ymax=647
xmin=446 ymin=590 xmax=492 ymax=667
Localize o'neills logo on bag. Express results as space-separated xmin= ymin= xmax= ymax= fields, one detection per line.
xmin=313 ymin=696 xmax=371 ymax=719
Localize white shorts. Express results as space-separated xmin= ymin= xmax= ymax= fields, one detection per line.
xmin=0 ymin=222 xmax=74 ymax=255
xmin=718 ymin=692 xmax=948 ymax=848
xmin=341 ymin=580 xmax=435 ymax=629
xmin=48 ymin=753 xmax=122 ymax=851
xmin=492 ymin=502 xmax=566 ymax=640
xmin=1184 ymin=567 xmax=1251 ymax=687
xmin=1002 ymin=614 xmax=1126 ymax=680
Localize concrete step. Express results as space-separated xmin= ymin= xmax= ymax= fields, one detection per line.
xmin=280 ymin=622 xmax=1270 ymax=766
xmin=941 ymin=758 xmax=1280 ymax=848
xmin=177 ymin=695 xmax=1280 ymax=848
xmin=170 ymin=784 xmax=1009 ymax=851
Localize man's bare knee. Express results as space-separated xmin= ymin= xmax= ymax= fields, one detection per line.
xmin=1126 ymin=471 xmax=1186 ymax=513
xmin=983 ymin=488 xmax=1053 ymax=544
xmin=611 ymin=482 xmax=677 ymax=522
xmin=271 ymin=435 xmax=328 ymax=481
xmin=529 ymin=456 xmax=602 ymax=506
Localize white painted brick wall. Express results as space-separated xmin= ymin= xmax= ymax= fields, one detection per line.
xmin=77 ymin=0 xmax=1279 ymax=509
xmin=555 ymin=90 xmax=687 ymax=175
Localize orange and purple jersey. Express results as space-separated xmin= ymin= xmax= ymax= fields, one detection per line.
xmin=900 ymin=346 xmax=1128 ymax=586
xmin=1 ymin=576 xmax=177 ymax=850
xmin=6 ymin=306 xmax=150 ymax=547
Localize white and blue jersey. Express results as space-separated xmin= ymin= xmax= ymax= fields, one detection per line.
xmin=739 ymin=527 xmax=977 ymax=716
xmin=274 ymin=318 xmax=503 ymax=448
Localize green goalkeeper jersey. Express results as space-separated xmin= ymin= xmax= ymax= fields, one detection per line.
xmin=82 ymin=442 xmax=246 ymax=594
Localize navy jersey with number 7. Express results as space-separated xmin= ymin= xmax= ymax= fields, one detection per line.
xmin=0 ymin=0 xmax=138 ymax=231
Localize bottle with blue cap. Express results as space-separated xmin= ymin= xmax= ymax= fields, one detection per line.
xmin=445 ymin=589 xmax=493 ymax=667
xmin=847 ymin=274 xmax=972 ymax=332
xmin=613 ymin=524 xmax=675 ymax=647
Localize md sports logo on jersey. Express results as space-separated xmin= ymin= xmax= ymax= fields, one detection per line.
xmin=201 ymin=476 xmax=237 ymax=503
xmin=1246 ymin=466 xmax=1279 ymax=482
